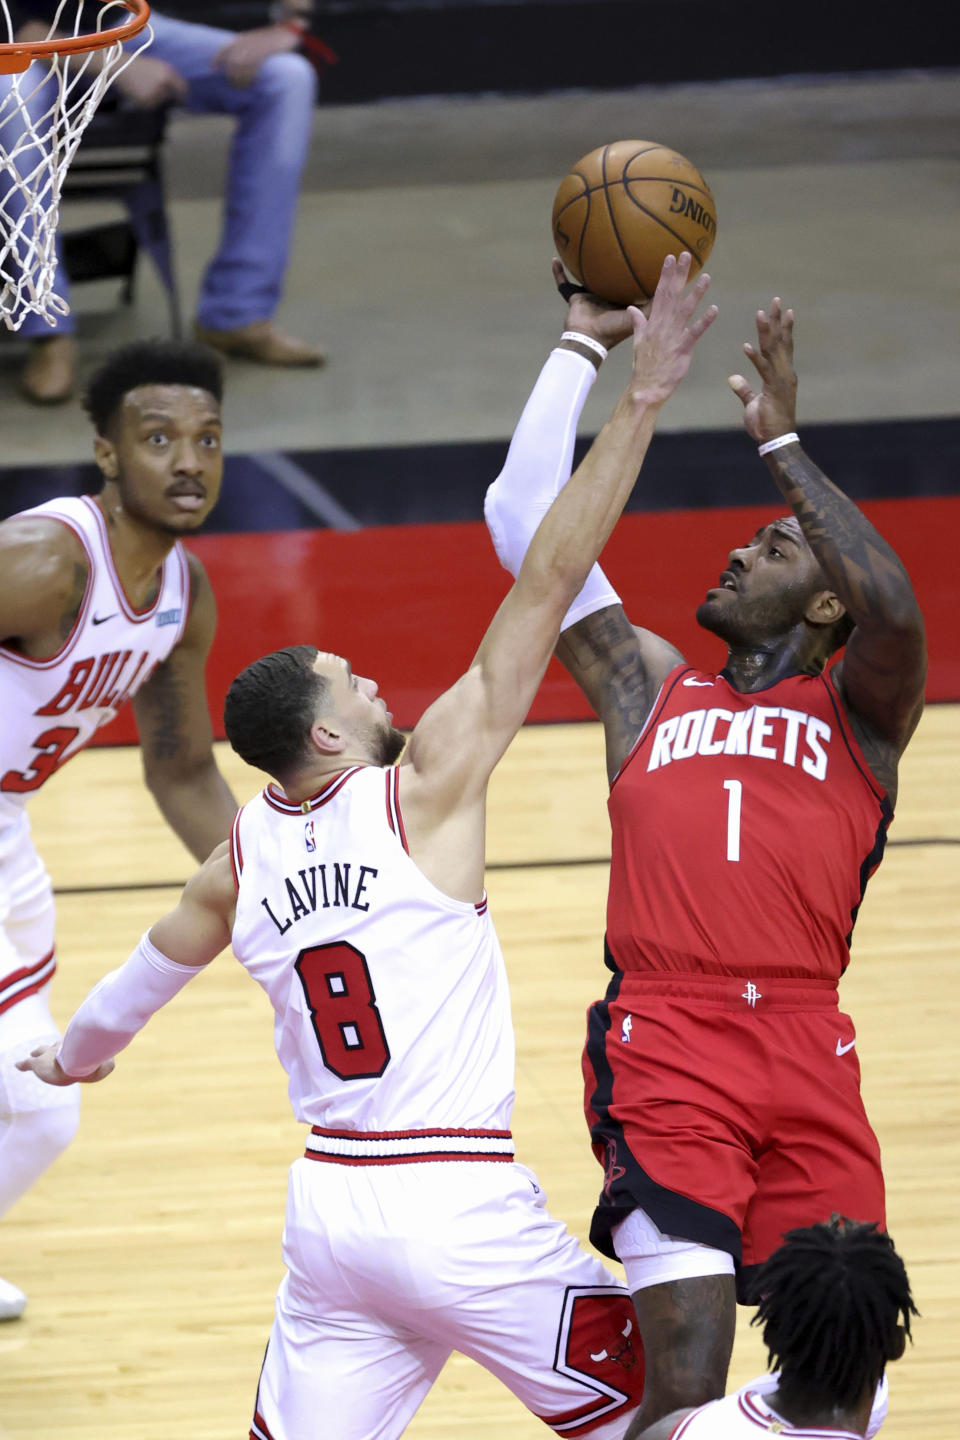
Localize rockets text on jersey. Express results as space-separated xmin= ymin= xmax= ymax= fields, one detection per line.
xmin=605 ymin=666 xmax=892 ymax=983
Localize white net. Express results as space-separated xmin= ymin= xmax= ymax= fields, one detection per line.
xmin=0 ymin=0 xmax=152 ymax=330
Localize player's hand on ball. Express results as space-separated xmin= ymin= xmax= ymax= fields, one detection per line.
xmin=627 ymin=252 xmax=717 ymax=407
xmin=728 ymin=297 xmax=799 ymax=444
xmin=552 ymin=259 xmax=636 ymax=350
xmin=16 ymin=1043 xmax=114 ymax=1086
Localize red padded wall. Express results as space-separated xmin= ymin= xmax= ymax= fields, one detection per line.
xmin=92 ymin=495 xmax=960 ymax=745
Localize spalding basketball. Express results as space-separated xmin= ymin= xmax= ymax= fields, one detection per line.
xmin=552 ymin=140 xmax=717 ymax=306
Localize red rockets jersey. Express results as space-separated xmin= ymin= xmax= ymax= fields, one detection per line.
xmin=606 ymin=665 xmax=893 ymax=983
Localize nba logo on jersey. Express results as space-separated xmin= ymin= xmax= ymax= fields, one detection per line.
xmin=620 ymin=1014 xmax=633 ymax=1044
xmin=304 ymin=820 xmax=316 ymax=853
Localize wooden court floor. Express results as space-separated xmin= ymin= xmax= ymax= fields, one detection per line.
xmin=1 ymin=708 xmax=958 ymax=1439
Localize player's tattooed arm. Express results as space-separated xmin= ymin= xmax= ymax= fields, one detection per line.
xmin=729 ymin=299 xmax=926 ymax=762
xmin=0 ymin=518 xmax=91 ymax=659
xmin=767 ymin=446 xmax=926 ymax=757
xmin=132 ymin=554 xmax=237 ymax=862
xmin=556 ymin=605 xmax=684 ymax=781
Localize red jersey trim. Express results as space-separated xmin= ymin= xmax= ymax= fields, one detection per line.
xmin=228 ymin=806 xmax=245 ymax=890
xmin=384 ymin=767 xmax=396 ymax=834
xmin=264 ymin=766 xmax=363 ymax=815
xmin=304 ymin=1149 xmax=513 ymax=1166
xmin=250 ymin=1409 xmax=278 ymax=1440
xmin=388 ymin=766 xmax=409 ymax=852
xmin=168 ymin=543 xmax=190 ymax=648
xmin=0 ymin=511 xmax=94 ymax=670
xmin=738 ymin=1390 xmax=861 ymax=1437
xmin=82 ymin=496 xmax=172 ymax=623
xmin=305 ymin=1124 xmax=515 ymax=1164
xmin=310 ymin=1125 xmax=512 ymax=1141
xmin=0 ymin=949 xmax=57 ymax=1016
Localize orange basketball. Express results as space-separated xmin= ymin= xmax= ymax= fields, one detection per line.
xmin=552 ymin=140 xmax=717 ymax=306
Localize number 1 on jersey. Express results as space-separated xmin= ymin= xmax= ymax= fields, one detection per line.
xmin=723 ymin=778 xmax=742 ymax=862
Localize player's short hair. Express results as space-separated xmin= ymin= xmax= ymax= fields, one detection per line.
xmin=752 ymin=1217 xmax=917 ymax=1411
xmin=83 ymin=340 xmax=224 ymax=435
xmin=224 ymin=645 xmax=330 ymax=780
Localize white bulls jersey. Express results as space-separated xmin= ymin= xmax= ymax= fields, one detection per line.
xmin=229 ymin=764 xmax=516 ymax=1143
xmin=668 ymin=1388 xmax=861 ymax=1438
xmin=0 ymin=495 xmax=190 ymax=829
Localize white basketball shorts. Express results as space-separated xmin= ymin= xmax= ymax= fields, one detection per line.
xmin=250 ymin=1156 xmax=645 ymax=1440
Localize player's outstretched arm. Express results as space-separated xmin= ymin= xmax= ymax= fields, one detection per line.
xmin=729 ymin=300 xmax=927 ymax=759
xmin=484 ymin=266 xmax=689 ymax=783
xmin=16 ymin=844 xmax=235 ymax=1088
xmin=132 ymin=553 xmax=238 ymax=863
xmin=484 ymin=259 xmax=633 ymax=634
xmin=408 ymin=255 xmax=716 ymax=808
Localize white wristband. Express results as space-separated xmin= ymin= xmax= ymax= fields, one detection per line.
xmin=758 ymin=431 xmax=799 ymax=456
xmin=560 ymin=331 xmax=608 ymax=362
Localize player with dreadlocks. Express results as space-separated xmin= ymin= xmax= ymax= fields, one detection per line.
xmin=637 ymin=1217 xmax=917 ymax=1438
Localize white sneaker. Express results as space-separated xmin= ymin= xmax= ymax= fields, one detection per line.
xmin=0 ymin=1276 xmax=27 ymax=1320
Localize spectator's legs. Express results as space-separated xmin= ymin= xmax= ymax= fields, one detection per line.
xmin=144 ymin=14 xmax=321 ymax=358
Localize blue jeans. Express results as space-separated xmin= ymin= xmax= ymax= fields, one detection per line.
xmin=9 ymin=10 xmax=317 ymax=336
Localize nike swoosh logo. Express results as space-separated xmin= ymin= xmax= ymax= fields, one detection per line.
xmin=92 ymin=613 xmax=117 ymax=626
xmin=682 ymin=677 xmax=713 ymax=687
xmin=836 ymin=1038 xmax=856 ymax=1056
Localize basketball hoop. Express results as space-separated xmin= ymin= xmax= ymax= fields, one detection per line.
xmin=1 ymin=0 xmax=152 ymax=331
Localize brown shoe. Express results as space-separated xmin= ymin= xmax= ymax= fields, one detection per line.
xmin=20 ymin=335 xmax=77 ymax=405
xmin=194 ymin=320 xmax=326 ymax=368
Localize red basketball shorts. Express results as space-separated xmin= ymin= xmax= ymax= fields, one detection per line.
xmin=583 ymin=971 xmax=885 ymax=1301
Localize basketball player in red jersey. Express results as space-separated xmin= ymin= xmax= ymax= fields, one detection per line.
xmin=0 ymin=341 xmax=238 ymax=1320
xmin=484 ymin=279 xmax=926 ymax=1435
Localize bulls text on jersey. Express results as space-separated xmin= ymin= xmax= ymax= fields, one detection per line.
xmin=35 ymin=650 xmax=157 ymax=717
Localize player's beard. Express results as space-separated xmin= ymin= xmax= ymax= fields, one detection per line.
xmin=371 ymin=720 xmax=407 ymax=767
xmin=696 ymin=586 xmax=809 ymax=648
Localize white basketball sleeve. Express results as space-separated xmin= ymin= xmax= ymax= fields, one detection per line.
xmin=57 ymin=932 xmax=206 ymax=1078
xmin=484 ymin=346 xmax=623 ymax=632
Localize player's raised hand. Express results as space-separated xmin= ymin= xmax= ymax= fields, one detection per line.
xmin=16 ymin=1043 xmax=114 ymax=1087
xmin=728 ymin=297 xmax=799 ymax=444
xmin=626 ymin=252 xmax=717 ymax=407
xmin=552 ymin=259 xmax=636 ymax=350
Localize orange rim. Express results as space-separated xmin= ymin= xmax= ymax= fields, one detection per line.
xmin=0 ymin=0 xmax=150 ymax=74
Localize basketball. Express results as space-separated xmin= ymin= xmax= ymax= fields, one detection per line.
xmin=551 ymin=140 xmax=717 ymax=306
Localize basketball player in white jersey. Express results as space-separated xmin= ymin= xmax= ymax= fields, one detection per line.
xmin=0 ymin=340 xmax=238 ymax=1320
xmin=19 ymin=254 xmax=717 ymax=1438
xmin=638 ymin=1218 xmax=916 ymax=1439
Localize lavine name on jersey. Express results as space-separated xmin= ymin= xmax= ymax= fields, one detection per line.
xmin=261 ymin=862 xmax=380 ymax=935
xmin=647 ymin=704 xmax=831 ymax=779
xmin=36 ymin=650 xmax=158 ymax=717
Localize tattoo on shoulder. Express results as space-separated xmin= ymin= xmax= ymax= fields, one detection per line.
xmin=558 ymin=609 xmax=659 ymax=744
